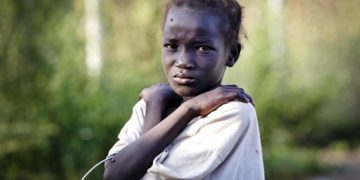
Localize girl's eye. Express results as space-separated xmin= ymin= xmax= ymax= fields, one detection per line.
xmin=164 ymin=44 xmax=178 ymax=51
xmin=196 ymin=46 xmax=212 ymax=53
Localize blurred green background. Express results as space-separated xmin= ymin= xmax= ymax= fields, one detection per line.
xmin=0 ymin=0 xmax=359 ymax=179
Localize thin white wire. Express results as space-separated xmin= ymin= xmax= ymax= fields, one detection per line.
xmin=81 ymin=155 xmax=113 ymax=180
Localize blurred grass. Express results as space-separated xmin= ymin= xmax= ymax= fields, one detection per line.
xmin=0 ymin=0 xmax=359 ymax=179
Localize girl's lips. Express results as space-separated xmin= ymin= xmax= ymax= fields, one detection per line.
xmin=173 ymin=76 xmax=196 ymax=84
xmin=173 ymin=73 xmax=196 ymax=84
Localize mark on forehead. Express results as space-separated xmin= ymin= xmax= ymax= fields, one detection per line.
xmin=170 ymin=18 xmax=173 ymax=22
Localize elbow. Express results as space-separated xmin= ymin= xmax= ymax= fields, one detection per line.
xmin=103 ymin=167 xmax=113 ymax=180
xmin=103 ymin=152 xmax=148 ymax=180
xmin=103 ymin=162 xmax=129 ymax=180
xmin=103 ymin=162 xmax=119 ymax=180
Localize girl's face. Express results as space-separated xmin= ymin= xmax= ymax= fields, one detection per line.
xmin=162 ymin=6 xmax=232 ymax=98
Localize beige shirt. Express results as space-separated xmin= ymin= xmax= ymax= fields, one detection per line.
xmin=108 ymin=100 xmax=264 ymax=180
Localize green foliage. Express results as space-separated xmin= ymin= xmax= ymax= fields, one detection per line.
xmin=0 ymin=0 xmax=359 ymax=179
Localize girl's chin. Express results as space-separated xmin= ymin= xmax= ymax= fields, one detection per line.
xmin=170 ymin=82 xmax=218 ymax=98
xmin=172 ymin=86 xmax=202 ymax=98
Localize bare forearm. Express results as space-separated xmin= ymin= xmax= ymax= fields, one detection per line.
xmin=104 ymin=103 xmax=197 ymax=180
xmin=141 ymin=100 xmax=166 ymax=134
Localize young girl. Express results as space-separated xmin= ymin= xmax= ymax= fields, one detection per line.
xmin=104 ymin=0 xmax=264 ymax=179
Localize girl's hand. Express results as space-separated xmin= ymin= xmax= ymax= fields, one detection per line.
xmin=139 ymin=83 xmax=182 ymax=105
xmin=139 ymin=83 xmax=182 ymax=133
xmin=185 ymin=85 xmax=254 ymax=117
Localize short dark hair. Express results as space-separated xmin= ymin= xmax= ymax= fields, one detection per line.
xmin=163 ymin=0 xmax=244 ymax=47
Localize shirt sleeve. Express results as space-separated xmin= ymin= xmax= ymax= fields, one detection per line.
xmin=143 ymin=101 xmax=254 ymax=180
xmin=107 ymin=100 xmax=146 ymax=156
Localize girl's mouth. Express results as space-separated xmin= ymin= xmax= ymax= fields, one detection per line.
xmin=173 ymin=73 xmax=196 ymax=84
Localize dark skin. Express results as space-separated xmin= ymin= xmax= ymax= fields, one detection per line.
xmin=103 ymin=6 xmax=253 ymax=180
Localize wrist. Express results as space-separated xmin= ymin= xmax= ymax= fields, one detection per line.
xmin=145 ymin=94 xmax=168 ymax=105
xmin=181 ymin=101 xmax=199 ymax=117
xmin=145 ymin=97 xmax=170 ymax=118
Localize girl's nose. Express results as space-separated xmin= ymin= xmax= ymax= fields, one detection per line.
xmin=175 ymin=50 xmax=195 ymax=69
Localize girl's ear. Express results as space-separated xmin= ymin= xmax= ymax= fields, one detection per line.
xmin=226 ymin=42 xmax=241 ymax=67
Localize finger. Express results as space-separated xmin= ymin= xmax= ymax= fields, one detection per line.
xmin=224 ymin=86 xmax=244 ymax=93
xmin=250 ymin=100 xmax=255 ymax=107
xmin=241 ymin=91 xmax=255 ymax=106
xmin=243 ymin=93 xmax=253 ymax=105
xmin=235 ymin=91 xmax=248 ymax=103
xmin=222 ymin=88 xmax=244 ymax=101
xmin=231 ymin=88 xmax=254 ymax=106
xmin=223 ymin=84 xmax=238 ymax=88
xmin=235 ymin=89 xmax=253 ymax=104
xmin=246 ymin=94 xmax=255 ymax=106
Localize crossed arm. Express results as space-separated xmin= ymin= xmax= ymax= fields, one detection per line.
xmin=103 ymin=84 xmax=253 ymax=180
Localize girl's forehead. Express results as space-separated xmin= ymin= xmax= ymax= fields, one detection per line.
xmin=164 ymin=6 xmax=223 ymax=33
xmin=163 ymin=8 xmax=227 ymax=46
xmin=166 ymin=6 xmax=221 ymax=22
